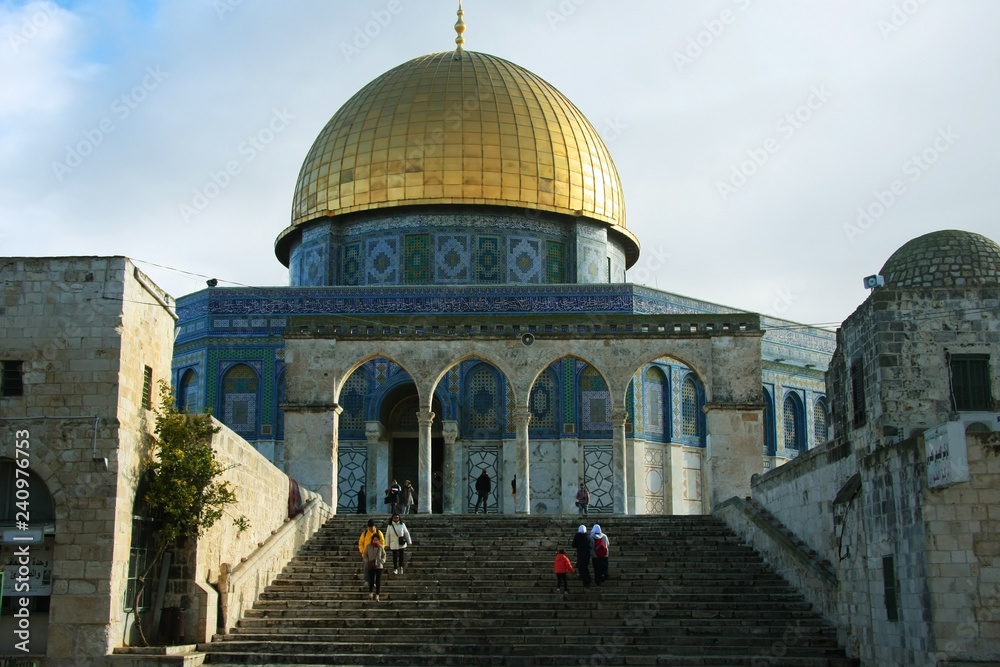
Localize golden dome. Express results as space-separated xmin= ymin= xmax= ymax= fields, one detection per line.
xmin=279 ymin=50 xmax=636 ymax=264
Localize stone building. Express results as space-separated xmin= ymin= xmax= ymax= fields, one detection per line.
xmin=0 ymin=257 xmax=329 ymax=663
xmin=720 ymin=229 xmax=1000 ymax=665
xmin=172 ymin=45 xmax=835 ymax=518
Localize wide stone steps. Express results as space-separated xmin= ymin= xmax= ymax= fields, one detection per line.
xmin=200 ymin=515 xmax=857 ymax=666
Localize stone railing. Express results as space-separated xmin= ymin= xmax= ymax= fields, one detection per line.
xmin=217 ymin=491 xmax=332 ymax=634
xmin=715 ymin=496 xmax=838 ymax=623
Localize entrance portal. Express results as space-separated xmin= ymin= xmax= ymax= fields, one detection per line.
xmin=390 ymin=437 xmax=443 ymax=513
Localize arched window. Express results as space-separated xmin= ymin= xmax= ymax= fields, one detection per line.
xmin=763 ymin=388 xmax=776 ymax=456
xmin=339 ymin=369 xmax=368 ymax=431
xmin=0 ymin=458 xmax=54 ymax=527
xmin=177 ymin=368 xmax=198 ymax=413
xmin=467 ymin=365 xmax=501 ymax=436
xmin=579 ymin=365 xmax=611 ymax=435
xmin=783 ymin=392 xmax=805 ymax=452
xmin=529 ymin=370 xmax=556 ymax=431
xmin=221 ymin=363 xmax=259 ymax=436
xmin=681 ymin=375 xmax=701 ymax=438
xmin=644 ymin=366 xmax=668 ymax=441
xmin=813 ymin=397 xmax=829 ymax=445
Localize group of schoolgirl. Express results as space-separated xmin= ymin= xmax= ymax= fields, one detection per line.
xmin=357 ymin=513 xmax=413 ymax=602
xmin=554 ymin=524 xmax=610 ymax=594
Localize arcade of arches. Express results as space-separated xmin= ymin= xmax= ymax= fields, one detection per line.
xmin=281 ymin=313 xmax=768 ymax=516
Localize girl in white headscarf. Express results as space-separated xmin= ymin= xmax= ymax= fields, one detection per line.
xmin=589 ymin=524 xmax=610 ymax=586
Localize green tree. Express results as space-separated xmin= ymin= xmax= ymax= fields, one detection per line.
xmin=131 ymin=381 xmax=237 ymax=645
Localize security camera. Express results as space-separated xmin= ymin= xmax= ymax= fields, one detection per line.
xmin=862 ymin=274 xmax=885 ymax=289
xmin=521 ymin=333 xmax=535 ymax=346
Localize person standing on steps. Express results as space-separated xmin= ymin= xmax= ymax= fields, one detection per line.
xmin=590 ymin=524 xmax=610 ymax=586
xmin=363 ymin=534 xmax=387 ymax=602
xmin=554 ymin=549 xmax=575 ymax=595
xmin=357 ymin=519 xmax=384 ymax=587
xmin=385 ymin=512 xmax=412 ymax=574
xmin=385 ymin=479 xmax=402 ymax=514
xmin=401 ymin=480 xmax=415 ymax=515
xmin=474 ymin=468 xmax=491 ymax=514
xmin=572 ymin=524 xmax=592 ymax=587
xmin=575 ymin=483 xmax=590 ymax=515
xmin=356 ymin=484 xmax=367 ymax=514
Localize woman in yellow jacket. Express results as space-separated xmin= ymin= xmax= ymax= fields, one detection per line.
xmin=357 ymin=519 xmax=384 ymax=587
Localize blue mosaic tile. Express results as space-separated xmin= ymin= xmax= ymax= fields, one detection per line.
xmin=435 ymin=234 xmax=470 ymax=283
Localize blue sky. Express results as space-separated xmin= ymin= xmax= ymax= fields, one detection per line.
xmin=1 ymin=0 xmax=998 ymax=326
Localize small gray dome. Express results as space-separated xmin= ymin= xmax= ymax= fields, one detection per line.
xmin=880 ymin=230 xmax=1000 ymax=288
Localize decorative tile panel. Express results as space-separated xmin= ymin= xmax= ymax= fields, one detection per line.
xmin=342 ymin=243 xmax=362 ymax=286
xmin=644 ymin=446 xmax=665 ymax=514
xmin=366 ymin=237 xmax=399 ymax=284
xmin=337 ymin=445 xmax=368 ymax=512
xmin=404 ymin=234 xmax=430 ymax=284
xmin=583 ymin=444 xmax=613 ymax=514
xmin=475 ymin=237 xmax=503 ymax=283
xmin=507 ymin=237 xmax=541 ymax=284
xmin=435 ymin=234 xmax=470 ymax=283
xmin=545 ymin=241 xmax=565 ymax=284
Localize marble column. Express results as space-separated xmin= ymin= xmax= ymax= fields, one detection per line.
xmin=611 ymin=408 xmax=629 ymax=515
xmin=417 ymin=410 xmax=435 ymax=514
xmin=513 ymin=408 xmax=531 ymax=514
xmin=441 ymin=420 xmax=459 ymax=514
xmin=365 ymin=421 xmax=387 ymax=514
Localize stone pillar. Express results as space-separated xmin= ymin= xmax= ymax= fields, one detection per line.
xmin=365 ymin=421 xmax=387 ymax=514
xmin=442 ymin=420 xmax=459 ymax=514
xmin=611 ymin=408 xmax=629 ymax=514
xmin=283 ymin=404 xmax=338 ymax=507
xmin=703 ymin=403 xmax=764 ymax=509
xmin=513 ymin=408 xmax=531 ymax=514
xmin=417 ymin=410 xmax=435 ymax=514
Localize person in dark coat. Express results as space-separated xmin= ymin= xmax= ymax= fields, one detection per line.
xmin=572 ymin=524 xmax=592 ymax=587
xmin=385 ymin=480 xmax=401 ymax=514
xmin=356 ymin=484 xmax=367 ymax=514
xmin=473 ymin=469 xmax=491 ymax=514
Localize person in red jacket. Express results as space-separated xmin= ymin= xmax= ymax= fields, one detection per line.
xmin=554 ymin=548 xmax=575 ymax=595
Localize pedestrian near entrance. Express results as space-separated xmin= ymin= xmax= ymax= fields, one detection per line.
xmin=357 ymin=519 xmax=384 ymax=586
xmin=575 ymin=483 xmax=590 ymax=514
xmin=385 ymin=513 xmax=412 ymax=574
xmin=385 ymin=480 xmax=402 ymax=514
xmin=554 ymin=549 xmax=575 ymax=594
xmin=401 ymin=480 xmax=415 ymax=515
xmin=572 ymin=524 xmax=592 ymax=587
xmin=356 ymin=484 xmax=367 ymax=514
xmin=363 ymin=534 xmax=386 ymax=601
xmin=590 ymin=524 xmax=610 ymax=586
xmin=474 ymin=468 xmax=491 ymax=514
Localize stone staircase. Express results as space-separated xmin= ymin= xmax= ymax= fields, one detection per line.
xmin=199 ymin=514 xmax=858 ymax=666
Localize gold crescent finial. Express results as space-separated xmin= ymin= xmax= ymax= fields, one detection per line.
xmin=455 ymin=0 xmax=466 ymax=52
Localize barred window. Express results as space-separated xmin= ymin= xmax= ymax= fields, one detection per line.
xmin=141 ymin=365 xmax=153 ymax=410
xmin=682 ymin=376 xmax=700 ymax=437
xmin=813 ymin=398 xmax=829 ymax=445
xmin=1 ymin=360 xmax=24 ymax=397
xmin=950 ymin=354 xmax=992 ymax=412
xmin=783 ymin=393 xmax=804 ymax=451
